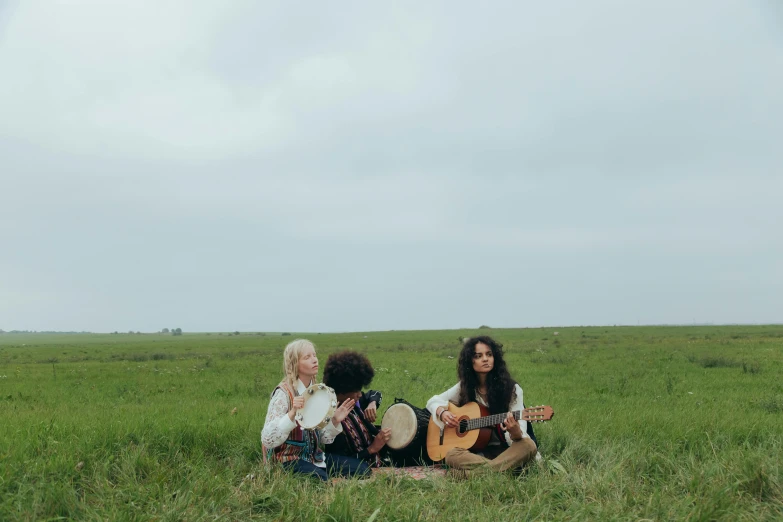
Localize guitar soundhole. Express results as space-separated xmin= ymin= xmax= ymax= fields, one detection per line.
xmin=458 ymin=419 xmax=468 ymax=434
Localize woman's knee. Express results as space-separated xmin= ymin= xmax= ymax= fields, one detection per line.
xmin=444 ymin=447 xmax=469 ymax=467
xmin=515 ymin=437 xmax=538 ymax=463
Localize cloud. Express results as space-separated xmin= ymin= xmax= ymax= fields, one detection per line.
xmin=1 ymin=0 xmax=781 ymax=331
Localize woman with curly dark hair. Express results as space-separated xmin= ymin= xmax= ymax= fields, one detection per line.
xmin=322 ymin=350 xmax=396 ymax=468
xmin=426 ymin=336 xmax=538 ymax=475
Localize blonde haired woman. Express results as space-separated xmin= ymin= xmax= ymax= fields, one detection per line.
xmin=261 ymin=339 xmax=371 ymax=481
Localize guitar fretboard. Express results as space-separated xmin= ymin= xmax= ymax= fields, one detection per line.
xmin=465 ymin=410 xmax=521 ymax=431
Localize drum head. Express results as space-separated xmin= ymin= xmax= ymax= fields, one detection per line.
xmin=298 ymin=385 xmax=336 ymax=429
xmin=382 ymin=403 xmax=417 ymax=449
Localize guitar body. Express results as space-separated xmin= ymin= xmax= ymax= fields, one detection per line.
xmin=426 ymin=403 xmax=554 ymax=462
xmin=426 ymin=402 xmax=493 ymax=462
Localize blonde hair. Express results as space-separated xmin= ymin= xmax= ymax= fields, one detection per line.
xmin=282 ymin=339 xmax=318 ymax=391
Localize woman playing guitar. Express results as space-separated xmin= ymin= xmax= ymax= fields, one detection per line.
xmin=426 ymin=336 xmax=539 ymax=475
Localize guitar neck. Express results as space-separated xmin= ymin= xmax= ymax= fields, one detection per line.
xmin=465 ymin=410 xmax=521 ymax=431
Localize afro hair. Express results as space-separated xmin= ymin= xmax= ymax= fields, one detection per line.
xmin=322 ymin=350 xmax=375 ymax=394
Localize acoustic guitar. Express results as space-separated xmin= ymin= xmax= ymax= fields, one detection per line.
xmin=426 ymin=402 xmax=554 ymax=461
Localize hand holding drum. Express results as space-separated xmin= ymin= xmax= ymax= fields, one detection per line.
xmin=295 ymin=384 xmax=338 ymax=430
xmin=380 ymin=402 xmax=432 ymax=465
xmin=368 ymin=427 xmax=391 ymax=454
xmin=287 ymin=395 xmax=306 ymax=421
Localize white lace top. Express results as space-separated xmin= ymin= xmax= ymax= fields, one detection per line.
xmin=261 ymin=379 xmax=342 ymax=467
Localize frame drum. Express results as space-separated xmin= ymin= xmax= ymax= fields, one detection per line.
xmin=295 ymin=383 xmax=337 ymax=430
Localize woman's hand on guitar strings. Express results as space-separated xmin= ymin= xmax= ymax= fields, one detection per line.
xmin=287 ymin=395 xmax=305 ymax=421
xmin=365 ymin=401 xmax=378 ymax=422
xmin=500 ymin=412 xmax=524 ymax=440
xmin=332 ymin=398 xmax=356 ymax=426
xmin=440 ymin=409 xmax=459 ymax=428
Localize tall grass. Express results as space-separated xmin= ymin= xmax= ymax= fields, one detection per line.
xmin=1 ymin=326 xmax=782 ymax=520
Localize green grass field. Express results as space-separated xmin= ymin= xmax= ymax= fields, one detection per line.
xmin=1 ymin=326 xmax=782 ymax=521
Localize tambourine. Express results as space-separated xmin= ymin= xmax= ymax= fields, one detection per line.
xmin=295 ymin=383 xmax=338 ymax=430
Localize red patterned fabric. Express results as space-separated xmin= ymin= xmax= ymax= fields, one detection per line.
xmin=263 ymin=382 xmax=323 ymax=464
xmin=341 ymin=408 xmax=382 ymax=467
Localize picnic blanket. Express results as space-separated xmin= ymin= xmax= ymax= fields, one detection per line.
xmin=372 ymin=465 xmax=447 ymax=480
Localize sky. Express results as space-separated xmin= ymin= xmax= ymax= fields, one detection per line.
xmin=1 ymin=0 xmax=782 ymax=333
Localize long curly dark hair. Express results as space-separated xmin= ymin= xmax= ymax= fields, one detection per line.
xmin=457 ymin=336 xmax=517 ymax=414
xmin=322 ymin=350 xmax=375 ymax=394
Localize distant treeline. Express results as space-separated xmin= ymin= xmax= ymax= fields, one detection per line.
xmin=0 ymin=330 xmax=92 ymax=334
xmin=0 ymin=329 xmax=186 ymax=335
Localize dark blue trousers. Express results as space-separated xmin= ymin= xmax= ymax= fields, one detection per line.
xmin=282 ymin=453 xmax=371 ymax=482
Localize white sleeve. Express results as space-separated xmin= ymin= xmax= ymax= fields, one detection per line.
xmin=505 ymin=383 xmax=529 ymax=445
xmin=319 ymin=418 xmax=343 ymax=444
xmin=261 ymin=388 xmax=298 ymax=449
xmin=426 ymin=383 xmax=461 ymax=429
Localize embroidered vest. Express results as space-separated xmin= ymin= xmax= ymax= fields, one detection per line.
xmin=263 ymin=382 xmax=325 ymax=464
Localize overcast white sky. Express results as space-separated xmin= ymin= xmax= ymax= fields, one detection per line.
xmin=1 ymin=1 xmax=782 ymax=333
